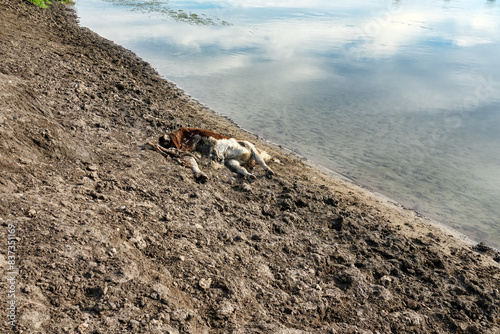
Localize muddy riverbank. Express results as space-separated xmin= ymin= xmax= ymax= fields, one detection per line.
xmin=1 ymin=1 xmax=499 ymax=333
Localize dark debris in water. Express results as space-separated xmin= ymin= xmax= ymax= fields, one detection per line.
xmin=102 ymin=0 xmax=232 ymax=26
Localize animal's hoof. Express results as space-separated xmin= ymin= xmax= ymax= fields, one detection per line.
xmin=246 ymin=174 xmax=257 ymax=182
xmin=266 ymin=169 xmax=276 ymax=178
xmin=195 ymin=172 xmax=208 ymax=183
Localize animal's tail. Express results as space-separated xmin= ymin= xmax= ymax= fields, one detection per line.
xmin=260 ymin=150 xmax=272 ymax=162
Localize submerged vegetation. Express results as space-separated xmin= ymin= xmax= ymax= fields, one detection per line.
xmin=102 ymin=0 xmax=231 ymax=26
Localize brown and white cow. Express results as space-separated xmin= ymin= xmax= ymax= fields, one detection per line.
xmin=152 ymin=127 xmax=275 ymax=183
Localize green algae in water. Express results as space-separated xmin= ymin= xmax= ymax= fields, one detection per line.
xmin=102 ymin=0 xmax=231 ymax=26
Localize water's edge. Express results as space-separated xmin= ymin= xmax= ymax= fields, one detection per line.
xmin=72 ymin=1 xmax=499 ymax=251
xmin=173 ymin=92 xmax=482 ymax=250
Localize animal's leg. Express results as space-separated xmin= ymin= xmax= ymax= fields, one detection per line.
xmin=182 ymin=155 xmax=208 ymax=183
xmin=226 ymin=159 xmax=256 ymax=182
xmin=246 ymin=143 xmax=275 ymax=177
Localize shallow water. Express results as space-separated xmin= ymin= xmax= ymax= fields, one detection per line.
xmin=74 ymin=0 xmax=500 ymax=249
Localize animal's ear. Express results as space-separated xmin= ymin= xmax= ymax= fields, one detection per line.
xmin=159 ymin=134 xmax=171 ymax=148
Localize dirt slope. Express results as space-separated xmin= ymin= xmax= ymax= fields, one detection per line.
xmin=1 ymin=1 xmax=499 ymax=333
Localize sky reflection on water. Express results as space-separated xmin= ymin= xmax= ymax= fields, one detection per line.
xmin=75 ymin=0 xmax=500 ymax=248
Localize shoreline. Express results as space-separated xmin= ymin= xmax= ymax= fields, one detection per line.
xmin=174 ymin=91 xmax=481 ymax=251
xmin=73 ymin=2 xmax=494 ymax=251
xmin=1 ymin=1 xmax=499 ymax=333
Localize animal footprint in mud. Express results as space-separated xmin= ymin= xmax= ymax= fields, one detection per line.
xmin=195 ymin=172 xmax=208 ymax=183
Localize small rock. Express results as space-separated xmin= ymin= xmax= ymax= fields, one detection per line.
xmin=380 ymin=275 xmax=393 ymax=286
xmin=372 ymin=285 xmax=393 ymax=302
xmin=88 ymin=171 xmax=99 ymax=180
xmin=406 ymin=299 xmax=419 ymax=309
xmin=87 ymin=165 xmax=98 ymax=171
xmin=129 ymin=236 xmax=147 ymax=250
xmin=199 ymin=278 xmax=212 ymax=290
xmin=159 ymin=312 xmax=170 ymax=322
xmin=165 ymin=328 xmax=179 ymax=334
xmin=216 ymin=302 xmax=235 ymax=319
xmin=261 ymin=205 xmax=276 ymax=217
xmin=170 ymin=308 xmax=192 ymax=322
xmin=404 ymin=310 xmax=423 ymax=326
xmin=77 ymin=323 xmax=89 ymax=333
xmin=128 ymin=319 xmax=140 ymax=329
xmin=241 ymin=183 xmax=252 ymax=192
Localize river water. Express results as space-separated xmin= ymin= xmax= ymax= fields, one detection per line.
xmin=74 ymin=0 xmax=500 ymax=249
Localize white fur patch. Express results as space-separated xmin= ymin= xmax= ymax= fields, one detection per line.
xmin=213 ymin=138 xmax=251 ymax=162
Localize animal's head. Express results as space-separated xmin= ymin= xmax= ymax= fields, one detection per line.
xmin=159 ymin=134 xmax=171 ymax=148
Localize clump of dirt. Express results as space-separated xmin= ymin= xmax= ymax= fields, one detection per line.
xmin=1 ymin=1 xmax=499 ymax=333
